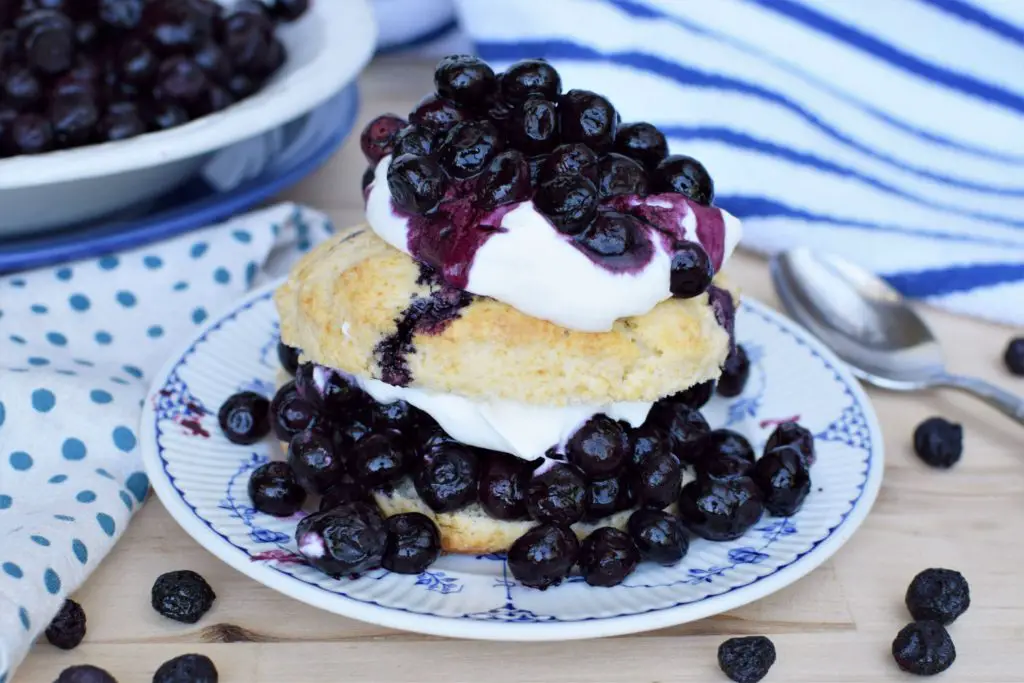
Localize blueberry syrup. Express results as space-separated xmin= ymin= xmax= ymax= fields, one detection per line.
xmin=707 ymin=284 xmax=736 ymax=353
xmin=607 ymin=193 xmax=726 ymax=271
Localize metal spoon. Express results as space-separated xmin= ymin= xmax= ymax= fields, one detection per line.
xmin=771 ymin=248 xmax=1024 ymax=426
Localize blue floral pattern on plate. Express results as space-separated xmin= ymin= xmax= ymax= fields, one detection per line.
xmin=141 ymin=281 xmax=884 ymax=640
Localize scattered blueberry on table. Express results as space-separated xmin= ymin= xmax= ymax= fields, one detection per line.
xmin=45 ymin=598 xmax=87 ymax=650
xmin=892 ymin=620 xmax=956 ymax=676
xmin=151 ymin=570 xmax=217 ymax=624
xmin=912 ymin=417 xmax=963 ymax=469
xmin=905 ymin=568 xmax=971 ymax=626
xmin=1004 ymin=337 xmax=1024 ymax=376
xmin=152 ymin=653 xmax=218 ymax=683
xmin=55 ymin=664 xmax=118 ymax=683
xmin=717 ymin=635 xmax=777 ymax=683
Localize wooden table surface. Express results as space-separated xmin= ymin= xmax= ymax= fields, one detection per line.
xmin=17 ymin=58 xmax=1024 ymax=682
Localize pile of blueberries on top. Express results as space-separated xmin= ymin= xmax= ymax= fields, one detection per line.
xmin=359 ymin=55 xmax=720 ymax=298
xmin=213 ymin=338 xmax=812 ymax=591
xmin=0 ymin=0 xmax=308 ymax=159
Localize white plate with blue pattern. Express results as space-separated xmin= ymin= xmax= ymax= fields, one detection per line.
xmin=141 ymin=280 xmax=883 ymax=641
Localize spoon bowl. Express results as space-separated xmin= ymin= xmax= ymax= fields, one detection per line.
xmin=771 ymin=248 xmax=1023 ymax=424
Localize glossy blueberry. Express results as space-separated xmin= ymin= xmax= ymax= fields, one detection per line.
xmin=98 ymin=0 xmax=144 ymax=30
xmin=98 ymin=103 xmax=146 ymax=141
xmin=665 ymin=381 xmax=715 ymax=410
xmin=387 ymin=153 xmax=449 ymax=214
xmin=155 ymin=55 xmax=208 ymax=104
xmin=718 ymin=636 xmax=777 ymax=683
xmin=152 ymin=653 xmax=218 ymax=683
xmin=526 ymin=462 xmax=587 ymax=525
xmin=539 ymin=143 xmax=598 ymax=184
xmin=647 ymin=401 xmax=710 ymax=463
xmin=414 ymin=443 xmax=480 ymax=512
xmin=277 ymin=341 xmax=300 ymax=375
xmin=559 ymin=89 xmax=616 ymax=152
xmin=478 ymin=452 xmax=530 ymax=520
xmin=55 ymin=665 xmax=118 ymax=683
xmin=669 ymin=241 xmax=714 ymax=299
xmin=578 ymin=527 xmax=640 ymax=587
xmin=319 ymin=474 xmax=368 ymax=511
xmin=146 ymin=101 xmax=189 ymax=131
xmin=45 ymin=598 xmax=86 ymax=650
xmin=764 ymin=421 xmax=815 ymax=468
xmin=409 ymin=92 xmax=465 ymax=133
xmin=627 ymin=508 xmax=688 ymax=565
xmin=116 ymin=38 xmax=157 ymax=85
xmin=218 ymin=6 xmax=269 ymax=70
xmin=585 ymin=475 xmax=633 ymax=519
xmin=614 ymin=122 xmax=668 ymax=169
xmin=479 ymin=149 xmax=532 ymax=208
xmin=695 ymin=429 xmax=756 ymax=480
xmin=295 ymin=365 xmax=363 ymax=419
xmin=359 ymin=113 xmax=406 ymax=164
xmin=49 ymin=90 xmax=98 ymax=146
xmin=269 ymin=381 xmax=318 ymax=442
xmin=566 ymin=415 xmax=629 ymax=479
xmin=437 ymin=119 xmax=502 ymax=179
xmin=575 ymin=211 xmax=642 ymax=258
xmin=392 ymin=124 xmax=437 ymax=158
xmin=752 ymin=445 xmax=810 ymax=516
xmin=372 ymin=399 xmax=417 ymax=430
xmin=717 ymin=344 xmax=750 ymax=398
xmin=499 ymin=59 xmax=561 ymax=104
xmin=3 ymin=66 xmax=41 ymax=110
xmin=1005 ymin=337 xmax=1024 ymax=375
xmin=507 ymin=523 xmax=579 ymax=590
xmin=151 ymin=570 xmax=216 ymax=624
xmin=629 ymin=422 xmax=671 ymax=469
xmin=892 ymin=621 xmax=956 ymax=676
xmin=654 ymin=154 xmax=714 ymax=205
xmin=217 ymin=391 xmax=271 ymax=445
xmin=352 ymin=432 xmax=408 ymax=487
xmin=597 ymin=153 xmax=647 ymax=198
xmin=678 ymin=475 xmax=764 ymax=541
xmin=434 ymin=54 xmax=496 ymax=106
xmin=632 ymin=450 xmax=682 ymax=509
xmin=193 ymin=41 xmax=231 ymax=83
xmin=2 ymin=113 xmax=53 ymax=155
xmin=296 ymin=503 xmax=387 ymax=576
xmin=905 ymin=568 xmax=970 ymax=625
xmin=507 ymin=96 xmax=558 ymax=155
xmin=288 ymin=429 xmax=344 ymax=494
xmin=248 ymin=461 xmax=306 ymax=517
xmin=913 ymin=417 xmax=962 ymax=469
xmin=534 ymin=173 xmax=598 ymax=235
xmin=21 ymin=10 xmax=75 ymax=75
xmin=382 ymin=512 xmax=441 ymax=574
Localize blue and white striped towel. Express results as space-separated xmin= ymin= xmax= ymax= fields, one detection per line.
xmin=389 ymin=0 xmax=1024 ymax=325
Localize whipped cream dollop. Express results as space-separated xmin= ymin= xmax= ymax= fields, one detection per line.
xmin=366 ymin=156 xmax=743 ymax=332
xmin=313 ymin=366 xmax=650 ymax=460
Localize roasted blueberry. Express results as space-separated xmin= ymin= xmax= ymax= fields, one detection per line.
xmin=479 ymin=452 xmax=530 ymax=520
xmin=55 ymin=665 xmax=117 ymax=683
xmin=1005 ymin=337 xmax=1024 ymax=375
xmin=146 ymin=101 xmax=189 ymax=131
xmin=296 ymin=503 xmax=387 ymax=576
xmin=535 ymin=173 xmax=598 ymax=234
xmin=277 ymin=341 xmax=300 ymax=375
xmin=288 ymin=429 xmax=344 ymax=494
xmin=597 ymin=153 xmax=647 ymax=198
xmin=193 ymin=41 xmax=231 ymax=83
xmin=566 ymin=415 xmax=628 ymax=479
xmin=3 ymin=66 xmax=41 ymax=110
xmin=892 ymin=621 xmax=956 ymax=676
xmin=585 ymin=475 xmax=633 ymax=519
xmin=45 ymin=598 xmax=86 ymax=650
xmin=678 ymin=476 xmax=764 ymax=541
xmin=666 ymin=381 xmax=715 ymax=410
xmin=22 ymin=10 xmax=75 ymax=75
xmin=913 ymin=417 xmax=963 ymax=469
xmin=717 ymin=344 xmax=750 ymax=398
xmin=695 ymin=429 xmax=756 ymax=480
xmin=764 ymin=421 xmax=815 ymax=468
xmin=320 ymin=474 xmax=368 ymax=510
xmin=248 ymin=461 xmax=306 ymax=517
xmin=507 ymin=523 xmax=579 ymax=590
xmin=98 ymin=103 xmax=146 ymax=141
xmin=507 ymin=96 xmax=558 ymax=155
xmin=479 ymin=148 xmax=532 ymax=208
xmin=217 ymin=391 xmax=271 ymax=445
xmin=578 ymin=527 xmax=640 ymax=587
xmin=647 ymin=401 xmax=710 ymax=463
xmin=219 ymin=6 xmax=269 ymax=71
xmin=414 ymin=443 xmax=479 ymax=512
xmin=629 ymin=422 xmax=671 ymax=468
xmin=409 ymin=92 xmax=465 ymax=133
xmin=142 ymin=0 xmax=214 ymax=53
xmin=627 ymin=508 xmax=688 ymax=565
xmin=669 ymin=241 xmax=714 ymax=299
xmin=499 ymin=59 xmax=561 ymax=104
xmin=526 ymin=462 xmax=587 ymax=525
xmin=559 ymin=89 xmax=616 ymax=152
xmin=437 ymin=119 xmax=502 ymax=179
xmin=2 ymin=113 xmax=53 ymax=155
xmin=116 ymin=37 xmax=157 ymax=85
xmin=434 ymin=54 xmax=496 ymax=106
xmin=152 ymin=653 xmax=218 ymax=683
xmin=614 ymin=122 xmax=668 ymax=169
xmin=752 ymin=445 xmax=810 ymax=516
xmin=155 ymin=55 xmax=208 ymax=105
xmin=359 ymin=113 xmax=406 ymax=165
xmin=151 ymin=570 xmax=216 ymax=624
xmin=388 ymin=153 xmax=449 ymax=214
xmin=97 ymin=0 xmax=144 ymax=30
xmin=655 ymin=154 xmax=714 ymax=205
xmin=269 ymin=381 xmax=318 ymax=441
xmin=49 ymin=90 xmax=98 ymax=146
xmin=352 ymin=432 xmax=408 ymax=487
xmin=539 ymin=142 xmax=599 ymax=184
xmin=906 ymin=568 xmax=970 ymax=625
xmin=575 ymin=211 xmax=642 ymax=258
xmin=392 ymin=124 xmax=437 ymax=158
xmin=718 ymin=636 xmax=776 ymax=683
xmin=382 ymin=512 xmax=442 ymax=574
xmin=632 ymin=451 xmax=682 ymax=509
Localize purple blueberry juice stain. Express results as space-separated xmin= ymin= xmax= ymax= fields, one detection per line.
xmin=607 ymin=193 xmax=727 ymax=271
xmin=707 ymin=284 xmax=736 ymax=353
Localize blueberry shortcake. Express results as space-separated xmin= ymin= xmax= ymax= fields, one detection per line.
xmin=235 ymin=55 xmax=816 ymax=589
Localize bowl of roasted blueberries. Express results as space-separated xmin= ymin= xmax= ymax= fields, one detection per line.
xmin=0 ymin=0 xmax=375 ymax=235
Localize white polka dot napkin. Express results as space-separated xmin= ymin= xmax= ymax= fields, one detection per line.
xmin=0 ymin=203 xmax=332 ymax=682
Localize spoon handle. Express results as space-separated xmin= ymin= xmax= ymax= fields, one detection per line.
xmin=934 ymin=374 xmax=1024 ymax=426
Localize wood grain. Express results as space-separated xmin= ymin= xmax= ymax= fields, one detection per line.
xmin=16 ymin=57 xmax=1024 ymax=683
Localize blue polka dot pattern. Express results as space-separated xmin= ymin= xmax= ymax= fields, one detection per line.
xmin=123 ymin=365 xmax=143 ymax=379
xmin=10 ymin=278 xmax=25 ymax=287
xmin=110 ymin=377 xmax=129 ymax=386
xmin=9 ymin=452 xmax=32 ymax=471
xmin=96 ymin=513 xmax=115 ymax=536
xmin=44 ymin=568 xmax=61 ymax=594
xmin=31 ymin=389 xmax=56 ymax=412
xmin=62 ymin=438 xmax=87 ymax=461
xmin=46 ymin=332 xmax=67 ymax=346
xmin=95 ymin=330 xmax=113 ymax=345
xmin=119 ymin=491 xmax=133 ymax=510
xmin=95 ymin=468 xmax=114 ymax=480
xmin=232 ymin=229 xmax=252 ymax=243
xmin=98 ymin=255 xmax=119 ymax=270
xmin=72 ymin=539 xmax=88 ymax=564
xmin=143 ymin=255 xmax=163 ymax=269
xmin=192 ymin=307 xmax=208 ymax=324
xmin=213 ymin=267 xmax=230 ymax=284
xmin=0 ymin=400 xmax=4 ymax=427
xmin=3 ymin=562 xmax=23 ymax=579
xmin=74 ymin=359 xmax=94 ymax=367
xmin=31 ymin=304 xmax=48 ymax=314
xmin=113 ymin=426 xmax=137 ymax=452
xmin=18 ymin=607 xmax=29 ymax=630
xmin=48 ymin=475 xmax=68 ymax=484
xmin=116 ymin=291 xmax=137 ymax=307
xmin=69 ymin=294 xmax=91 ymax=311
xmin=56 ymin=267 xmax=73 ymax=280
xmin=147 ymin=325 xmax=164 ymax=338
xmin=54 ymin=514 xmax=75 ymax=522
xmin=245 ymin=261 xmax=258 ymax=285
xmin=90 ymin=389 xmax=113 ymax=404
xmin=191 ymin=242 xmax=208 ymax=258
xmin=10 ymin=335 xmax=26 ymax=344
xmin=76 ymin=490 xmax=97 ymax=503
xmin=30 ymin=535 xmax=50 ymax=547
xmin=173 ymin=281 xmax=189 ymax=291
xmin=27 ymin=357 xmax=49 ymax=366
xmin=0 ymin=495 xmax=11 ymax=509
xmin=126 ymin=472 xmax=149 ymax=502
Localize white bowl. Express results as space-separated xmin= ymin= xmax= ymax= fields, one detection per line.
xmin=0 ymin=0 xmax=376 ymax=237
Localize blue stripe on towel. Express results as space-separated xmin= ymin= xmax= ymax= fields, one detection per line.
xmin=884 ymin=262 xmax=1024 ymax=297
xmin=916 ymin=0 xmax=1024 ymax=48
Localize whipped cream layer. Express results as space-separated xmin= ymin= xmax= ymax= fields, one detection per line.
xmin=313 ymin=366 xmax=651 ymax=460
xmin=366 ymin=156 xmax=743 ymax=332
